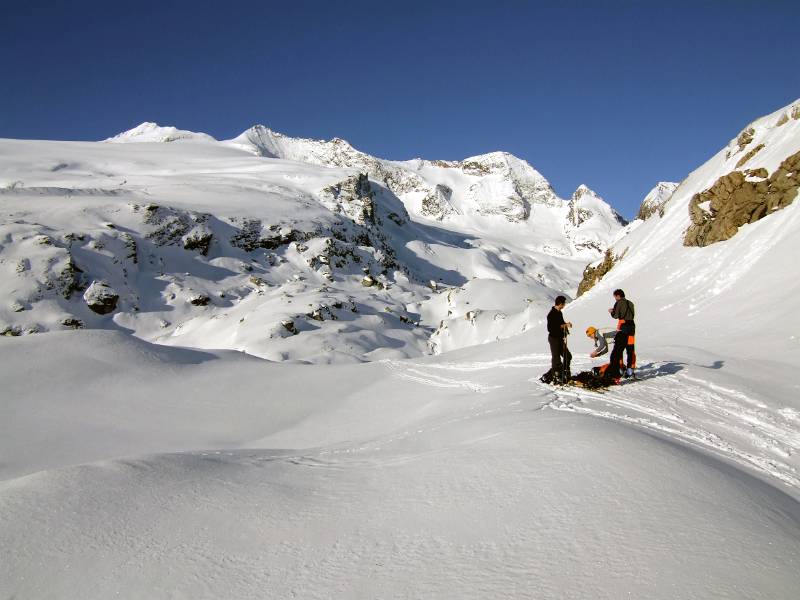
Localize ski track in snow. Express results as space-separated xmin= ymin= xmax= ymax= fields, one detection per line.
xmin=383 ymin=354 xmax=800 ymax=491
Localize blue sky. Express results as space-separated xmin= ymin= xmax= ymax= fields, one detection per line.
xmin=3 ymin=0 xmax=798 ymax=218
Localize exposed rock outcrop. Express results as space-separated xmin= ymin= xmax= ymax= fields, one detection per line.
xmin=230 ymin=219 xmax=308 ymax=252
xmin=48 ymin=254 xmax=83 ymax=299
xmin=143 ymin=205 xmax=213 ymax=254
xmin=188 ymin=294 xmax=210 ymax=306
xmin=567 ymin=187 xmax=594 ymax=227
xmin=735 ymin=143 xmax=765 ymax=169
xmin=319 ymin=173 xmax=375 ymax=226
xmin=576 ymin=248 xmax=627 ymax=297
xmin=182 ymin=227 xmax=213 ymax=255
xmin=636 ymin=182 xmax=679 ymax=221
xmin=420 ymin=184 xmax=457 ymax=220
xmin=120 ymin=232 xmax=138 ymax=263
xmin=83 ymin=280 xmax=119 ymax=314
xmin=736 ymin=127 xmax=756 ymax=152
xmin=684 ymin=150 xmax=800 ymax=247
xmin=280 ymin=319 xmax=298 ymax=335
xmin=61 ymin=317 xmax=84 ymax=329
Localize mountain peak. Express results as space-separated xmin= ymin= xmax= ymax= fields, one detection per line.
xmin=636 ymin=181 xmax=679 ymax=221
xmin=572 ymin=184 xmax=596 ymax=198
xmin=105 ymin=122 xmax=216 ymax=143
xmin=227 ymin=126 xmax=361 ymax=161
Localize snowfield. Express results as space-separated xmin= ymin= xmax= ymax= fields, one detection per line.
xmin=2 ymin=98 xmax=800 ymax=599
xmin=1 ymin=332 xmax=799 ymax=599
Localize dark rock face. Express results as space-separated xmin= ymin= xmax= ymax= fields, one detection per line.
xmin=230 ymin=219 xmax=308 ymax=252
xmin=735 ymin=143 xmax=765 ymax=169
xmin=281 ymin=320 xmax=298 ymax=335
xmin=189 ymin=294 xmax=210 ymax=307
xmin=636 ymin=183 xmax=679 ymax=221
xmin=61 ymin=317 xmax=84 ymax=329
xmin=420 ymin=184 xmax=455 ymax=220
xmin=684 ymin=150 xmax=800 ymax=247
xmin=54 ymin=255 xmax=83 ymax=299
xmin=320 ymin=173 xmax=375 ymax=226
xmin=736 ymin=127 xmax=755 ymax=152
xmin=120 ymin=232 xmax=138 ymax=263
xmin=143 ymin=205 xmax=213 ymax=254
xmin=182 ymin=229 xmax=213 ymax=255
xmin=83 ymin=281 xmax=119 ymax=315
xmin=576 ymin=248 xmax=626 ymax=297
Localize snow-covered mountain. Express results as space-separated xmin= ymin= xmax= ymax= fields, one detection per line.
xmin=2 ymin=100 xmax=800 ymax=600
xmin=575 ymin=98 xmax=800 ymax=359
xmin=635 ymin=181 xmax=679 ymax=220
xmin=105 ymin=121 xmax=217 ymax=144
xmin=0 ymin=123 xmax=625 ymax=361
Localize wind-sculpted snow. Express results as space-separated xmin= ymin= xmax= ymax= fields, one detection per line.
xmin=2 ymin=331 xmax=800 ymax=599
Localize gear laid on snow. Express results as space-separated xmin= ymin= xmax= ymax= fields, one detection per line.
xmin=540 ymin=365 xmax=623 ymax=390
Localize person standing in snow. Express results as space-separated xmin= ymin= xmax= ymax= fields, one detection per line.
xmin=607 ymin=289 xmax=636 ymax=378
xmin=541 ymin=296 xmax=572 ymax=384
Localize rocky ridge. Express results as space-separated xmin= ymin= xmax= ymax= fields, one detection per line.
xmin=574 ymin=97 xmax=800 ymax=299
xmin=636 ymin=182 xmax=679 ymax=221
xmin=1 ymin=121 xmax=630 ymax=361
xmin=228 ymin=126 xmax=611 ymax=232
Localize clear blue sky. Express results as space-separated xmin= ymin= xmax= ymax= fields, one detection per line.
xmin=3 ymin=0 xmax=798 ymax=218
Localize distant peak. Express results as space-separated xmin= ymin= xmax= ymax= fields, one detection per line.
xmin=243 ymin=124 xmax=272 ymax=133
xmin=105 ymin=122 xmax=216 ymax=143
xmin=571 ymin=184 xmax=603 ymax=203
xmin=461 ymin=150 xmax=514 ymax=164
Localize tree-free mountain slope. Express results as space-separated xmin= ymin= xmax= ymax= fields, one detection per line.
xmin=0 ymin=125 xmax=625 ymax=361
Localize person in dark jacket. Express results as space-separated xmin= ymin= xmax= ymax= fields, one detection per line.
xmin=541 ymin=295 xmax=572 ymax=384
xmin=606 ymin=289 xmax=636 ymax=378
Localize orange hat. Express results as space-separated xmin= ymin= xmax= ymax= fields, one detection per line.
xmin=585 ymin=326 xmax=597 ymax=337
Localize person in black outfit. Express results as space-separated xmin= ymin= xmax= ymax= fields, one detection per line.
xmin=541 ymin=295 xmax=572 ymax=384
xmin=606 ymin=289 xmax=636 ymax=379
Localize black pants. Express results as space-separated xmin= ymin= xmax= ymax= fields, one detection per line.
xmin=548 ymin=334 xmax=571 ymax=378
xmin=608 ymin=323 xmax=635 ymax=378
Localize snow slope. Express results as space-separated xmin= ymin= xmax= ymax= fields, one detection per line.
xmin=0 ymin=125 xmax=625 ymax=361
xmin=2 ymin=331 xmax=799 ymax=599
xmin=573 ymin=98 xmax=800 ymax=360
xmin=540 ymin=99 xmax=800 ymax=489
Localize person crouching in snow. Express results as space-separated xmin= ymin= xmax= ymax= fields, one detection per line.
xmin=585 ymin=326 xmax=623 ymax=385
xmin=585 ymin=326 xmax=615 ymax=359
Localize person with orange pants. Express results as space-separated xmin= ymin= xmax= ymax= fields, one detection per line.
xmin=607 ymin=288 xmax=636 ymax=379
